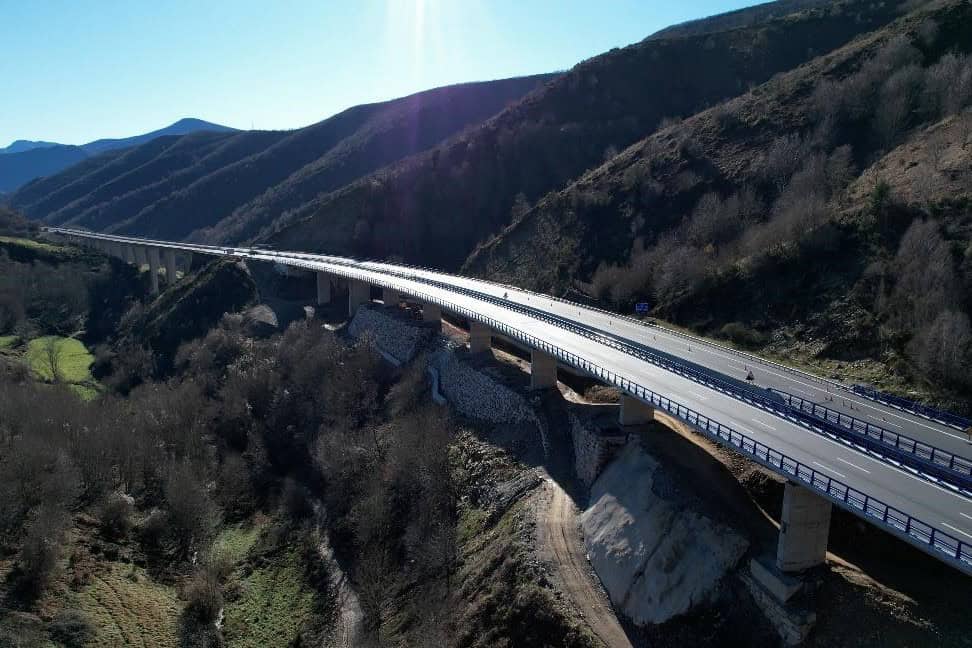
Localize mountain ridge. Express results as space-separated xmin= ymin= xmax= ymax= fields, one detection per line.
xmin=0 ymin=118 xmax=236 ymax=193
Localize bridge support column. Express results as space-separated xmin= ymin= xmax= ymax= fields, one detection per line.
xmin=147 ymin=247 xmax=161 ymax=295
xmin=136 ymin=245 xmax=149 ymax=269
xmin=124 ymin=245 xmax=136 ymax=265
xmin=776 ymin=482 xmax=831 ymax=572
xmin=423 ymin=303 xmax=441 ymax=327
xmin=382 ymin=286 xmax=400 ymax=306
xmin=316 ymin=271 xmax=331 ymax=305
xmin=163 ymin=249 xmax=177 ymax=284
xmin=468 ymin=320 xmax=491 ymax=354
xmin=348 ymin=280 xmax=370 ymax=316
xmin=530 ymin=350 xmax=557 ymax=390
xmin=619 ymin=394 xmax=654 ymax=426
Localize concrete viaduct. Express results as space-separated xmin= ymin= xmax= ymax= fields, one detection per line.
xmin=44 ymin=227 xmax=972 ymax=587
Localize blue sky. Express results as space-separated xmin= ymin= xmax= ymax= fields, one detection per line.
xmin=0 ymin=0 xmax=759 ymax=146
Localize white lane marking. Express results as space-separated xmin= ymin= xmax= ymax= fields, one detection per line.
xmin=812 ymin=461 xmax=847 ymax=479
xmin=626 ymin=324 xmax=961 ymax=439
xmin=753 ymin=419 xmax=776 ymax=431
xmin=692 ymin=391 xmax=710 ymax=401
xmin=726 ymin=420 xmax=756 ymax=435
xmin=942 ymin=522 xmax=972 ymax=540
xmin=728 ymin=362 xmax=746 ymax=371
xmin=961 ymin=512 xmax=972 ymax=522
xmin=837 ymin=457 xmax=871 ymax=474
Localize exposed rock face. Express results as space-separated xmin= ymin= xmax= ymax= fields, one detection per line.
xmin=430 ymin=348 xmax=540 ymax=430
xmin=347 ymin=305 xmax=434 ymax=365
xmin=580 ymin=442 xmax=748 ymax=625
xmin=241 ymin=304 xmax=278 ymax=338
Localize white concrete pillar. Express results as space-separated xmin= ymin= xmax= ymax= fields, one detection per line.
xmin=316 ymin=271 xmax=332 ymax=305
xmin=530 ymin=349 xmax=558 ymax=390
xmin=469 ymin=320 xmax=491 ymax=354
xmin=147 ymin=247 xmax=161 ymax=295
xmin=135 ymin=245 xmax=148 ymax=268
xmin=382 ymin=286 xmax=400 ymax=306
xmin=619 ymin=394 xmax=654 ymax=426
xmin=348 ymin=279 xmax=370 ymax=316
xmin=163 ymin=249 xmax=178 ymax=284
xmin=423 ymin=303 xmax=441 ymax=326
xmin=124 ymin=245 xmax=136 ymax=265
xmin=776 ymin=482 xmax=832 ymax=572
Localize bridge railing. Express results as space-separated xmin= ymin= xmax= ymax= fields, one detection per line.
xmin=775 ymin=390 xmax=972 ymax=479
xmin=372 ymin=267 xmax=972 ymax=492
xmin=45 ymin=229 xmax=972 ymax=572
xmin=53 ymin=229 xmax=972 ymax=491
xmin=851 ymin=385 xmax=972 ymax=431
xmin=300 ymin=258 xmax=972 ymax=574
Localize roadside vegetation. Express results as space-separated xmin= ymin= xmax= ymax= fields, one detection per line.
xmin=0 ymin=230 xmax=586 ymax=645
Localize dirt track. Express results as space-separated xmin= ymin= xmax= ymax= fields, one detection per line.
xmin=539 ymin=478 xmax=632 ymax=648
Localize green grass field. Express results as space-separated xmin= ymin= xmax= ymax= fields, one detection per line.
xmin=222 ymin=546 xmax=317 ymax=648
xmin=67 ymin=562 xmax=180 ymax=648
xmin=0 ymin=335 xmax=18 ymax=350
xmin=23 ymin=335 xmax=101 ymax=399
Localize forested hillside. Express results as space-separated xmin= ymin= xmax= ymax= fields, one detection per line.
xmin=466 ymin=0 xmax=972 ymax=406
xmin=9 ymin=75 xmax=556 ymax=242
xmin=262 ymin=1 xmax=906 ymax=268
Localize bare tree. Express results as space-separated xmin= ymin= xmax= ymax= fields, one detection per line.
xmin=43 ymin=337 xmax=62 ymax=383
xmin=890 ymin=219 xmax=957 ymax=332
xmin=908 ymin=310 xmax=972 ymax=387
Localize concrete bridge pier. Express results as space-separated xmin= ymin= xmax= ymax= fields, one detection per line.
xmin=619 ymin=394 xmax=654 ymax=425
xmin=382 ymin=286 xmax=401 ymax=306
xmin=316 ymin=271 xmax=331 ymax=305
xmin=423 ymin=303 xmax=441 ymax=327
xmin=163 ymin=249 xmax=178 ymax=284
xmin=468 ymin=320 xmax=491 ymax=353
xmin=776 ymin=482 xmax=832 ymax=572
xmin=135 ymin=246 xmax=148 ymax=269
xmin=147 ymin=247 xmax=161 ymax=295
xmin=530 ymin=349 xmax=558 ymax=390
xmin=124 ymin=244 xmax=136 ymax=265
xmin=348 ymin=279 xmax=370 ymax=316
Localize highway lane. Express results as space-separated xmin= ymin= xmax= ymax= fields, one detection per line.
xmin=299 ymin=256 xmax=972 ymax=550
xmin=46 ymin=228 xmax=972 ymax=571
xmin=340 ymin=260 xmax=971 ymax=456
xmin=58 ymin=231 xmax=969 ymax=460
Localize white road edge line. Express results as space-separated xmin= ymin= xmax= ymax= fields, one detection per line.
xmin=752 ymin=419 xmax=776 ymax=431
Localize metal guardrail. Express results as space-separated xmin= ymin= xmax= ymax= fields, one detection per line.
xmin=775 ymin=390 xmax=972 ymax=489
xmin=852 ymin=385 xmax=972 ymax=432
xmin=50 ymin=227 xmax=972 ymax=492
xmin=47 ymin=228 xmax=972 ymax=573
xmin=327 ymin=265 xmax=972 ymax=575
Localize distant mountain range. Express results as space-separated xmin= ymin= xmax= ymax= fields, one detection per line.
xmin=0 ymin=140 xmax=61 ymax=155
xmin=0 ymin=118 xmax=236 ymax=193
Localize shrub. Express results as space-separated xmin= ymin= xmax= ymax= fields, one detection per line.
xmin=98 ymin=492 xmax=134 ymax=540
xmin=17 ymin=505 xmax=69 ymax=600
xmin=48 ymin=610 xmax=94 ymax=648
xmin=719 ymin=322 xmax=768 ymax=348
xmin=184 ymin=567 xmax=223 ymax=624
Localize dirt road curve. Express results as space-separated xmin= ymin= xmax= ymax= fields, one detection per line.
xmin=541 ymin=479 xmax=632 ymax=648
